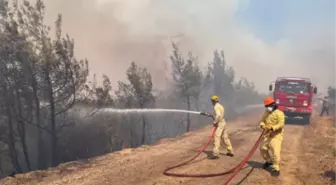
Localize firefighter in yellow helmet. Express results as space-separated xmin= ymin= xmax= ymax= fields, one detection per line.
xmin=259 ymin=97 xmax=285 ymax=176
xmin=208 ymin=95 xmax=234 ymax=159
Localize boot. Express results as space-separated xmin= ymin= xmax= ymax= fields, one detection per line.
xmin=226 ymin=150 xmax=234 ymax=157
xmin=262 ymin=162 xmax=273 ymax=169
xmin=208 ymin=154 xmax=219 ymax=160
xmin=270 ymin=168 xmax=280 ymax=176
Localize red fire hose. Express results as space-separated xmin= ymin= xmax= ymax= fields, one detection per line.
xmin=221 ymin=130 xmax=266 ymax=185
xmin=163 ymin=125 xmax=266 ymax=184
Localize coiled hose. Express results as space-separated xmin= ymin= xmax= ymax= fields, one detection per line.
xmin=163 ymin=123 xmax=266 ymax=184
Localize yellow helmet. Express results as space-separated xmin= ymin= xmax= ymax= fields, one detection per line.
xmin=211 ymin=95 xmax=219 ymax=101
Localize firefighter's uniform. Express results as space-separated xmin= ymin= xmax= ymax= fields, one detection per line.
xmin=259 ymin=108 xmax=285 ymax=173
xmin=320 ymin=97 xmax=330 ymax=116
xmin=211 ymin=96 xmax=234 ymax=158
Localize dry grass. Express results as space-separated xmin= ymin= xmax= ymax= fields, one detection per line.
xmin=298 ymin=116 xmax=336 ymax=184
xmin=0 ymin=114 xmax=335 ymax=185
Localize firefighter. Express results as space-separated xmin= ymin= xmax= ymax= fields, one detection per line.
xmin=320 ymin=96 xmax=330 ymax=116
xmin=259 ymin=97 xmax=285 ymax=176
xmin=208 ymin=95 xmax=234 ymax=160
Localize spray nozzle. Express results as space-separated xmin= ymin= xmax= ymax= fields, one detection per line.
xmin=200 ymin=112 xmax=214 ymax=119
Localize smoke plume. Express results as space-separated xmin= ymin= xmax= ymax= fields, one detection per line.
xmin=38 ymin=0 xmax=335 ymax=92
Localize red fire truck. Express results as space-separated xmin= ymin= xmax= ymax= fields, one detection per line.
xmin=269 ymin=77 xmax=317 ymax=123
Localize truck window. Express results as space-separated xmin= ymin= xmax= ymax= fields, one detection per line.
xmin=275 ymin=81 xmax=309 ymax=94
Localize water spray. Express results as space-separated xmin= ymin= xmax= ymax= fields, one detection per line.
xmin=100 ymin=108 xmax=213 ymax=118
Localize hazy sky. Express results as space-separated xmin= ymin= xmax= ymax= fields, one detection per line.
xmin=237 ymin=0 xmax=335 ymax=42
xmin=38 ymin=0 xmax=335 ymax=93
xmin=235 ymin=0 xmax=335 ymax=92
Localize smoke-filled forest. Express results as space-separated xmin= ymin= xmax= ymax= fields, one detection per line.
xmin=0 ymin=0 xmax=316 ymax=177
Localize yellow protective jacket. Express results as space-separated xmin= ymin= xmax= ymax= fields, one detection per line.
xmin=213 ymin=103 xmax=225 ymax=126
xmin=260 ymin=109 xmax=285 ymax=139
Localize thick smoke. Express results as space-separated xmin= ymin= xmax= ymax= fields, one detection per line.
xmin=39 ymin=0 xmax=335 ymax=92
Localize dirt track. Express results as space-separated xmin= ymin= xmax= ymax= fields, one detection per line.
xmin=1 ymin=112 xmax=335 ymax=185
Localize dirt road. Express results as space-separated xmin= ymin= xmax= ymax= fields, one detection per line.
xmin=2 ymin=112 xmax=335 ymax=185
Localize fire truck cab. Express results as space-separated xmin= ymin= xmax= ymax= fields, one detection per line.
xmin=269 ymin=77 xmax=317 ymax=123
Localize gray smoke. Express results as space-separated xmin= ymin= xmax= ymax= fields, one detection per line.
xmin=37 ymin=0 xmax=335 ymax=92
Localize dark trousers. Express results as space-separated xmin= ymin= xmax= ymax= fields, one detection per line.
xmin=320 ymin=107 xmax=329 ymax=116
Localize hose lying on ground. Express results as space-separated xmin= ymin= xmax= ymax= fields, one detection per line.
xmin=163 ymin=122 xmax=266 ymax=180
xmin=221 ymin=130 xmax=266 ymax=185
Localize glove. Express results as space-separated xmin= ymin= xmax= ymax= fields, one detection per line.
xmin=259 ymin=122 xmax=265 ymax=129
xmin=213 ymin=121 xmax=218 ymax=127
xmin=260 ymin=122 xmax=272 ymax=131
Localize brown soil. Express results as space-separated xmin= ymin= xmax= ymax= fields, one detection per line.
xmin=1 ymin=113 xmax=335 ymax=185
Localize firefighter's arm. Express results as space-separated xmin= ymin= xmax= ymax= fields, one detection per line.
xmin=213 ymin=106 xmax=221 ymax=124
xmin=259 ymin=111 xmax=267 ymax=127
xmin=271 ymin=111 xmax=285 ymax=131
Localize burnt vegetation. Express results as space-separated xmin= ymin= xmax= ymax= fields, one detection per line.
xmin=0 ymin=0 xmax=264 ymax=176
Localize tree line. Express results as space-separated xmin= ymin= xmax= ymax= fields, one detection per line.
xmin=0 ymin=0 xmax=263 ymax=176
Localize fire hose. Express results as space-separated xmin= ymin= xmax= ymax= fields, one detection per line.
xmin=163 ymin=112 xmax=266 ymax=185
